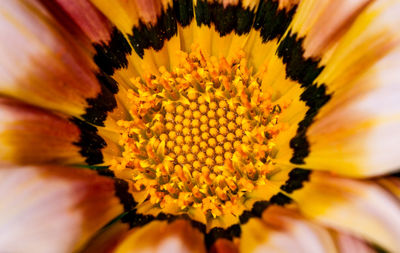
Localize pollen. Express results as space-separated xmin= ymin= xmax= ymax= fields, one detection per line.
xmin=111 ymin=45 xmax=287 ymax=221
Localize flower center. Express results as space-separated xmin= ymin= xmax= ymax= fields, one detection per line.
xmin=111 ymin=45 xmax=286 ymax=220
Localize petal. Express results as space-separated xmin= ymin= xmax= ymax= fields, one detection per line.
xmin=291 ymin=0 xmax=372 ymax=58
xmin=0 ymin=98 xmax=120 ymax=166
xmin=39 ymin=0 xmax=112 ymax=43
xmin=0 ymin=165 xmax=124 ymax=253
xmin=210 ymin=238 xmax=239 ymax=253
xmin=240 ymin=206 xmax=336 ymax=253
xmin=377 ymin=177 xmax=400 ymax=199
xmin=290 ymin=171 xmax=400 ymax=252
xmin=335 ymin=233 xmax=375 ymax=253
xmin=112 ymin=219 xmax=206 ymax=253
xmin=303 ymin=47 xmax=400 ymax=177
xmin=0 ymin=0 xmax=119 ymax=126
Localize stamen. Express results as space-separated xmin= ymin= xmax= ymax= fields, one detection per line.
xmin=112 ymin=45 xmax=287 ymax=220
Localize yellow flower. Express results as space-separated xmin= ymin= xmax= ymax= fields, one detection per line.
xmin=0 ymin=0 xmax=400 ymax=252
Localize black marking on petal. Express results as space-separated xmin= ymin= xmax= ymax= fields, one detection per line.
xmin=270 ymin=192 xmax=292 ymax=205
xmin=95 ymin=167 xmax=115 ymax=177
xmin=93 ymin=27 xmax=132 ymax=76
xmin=277 ymin=31 xmax=324 ymax=88
xmin=71 ymin=117 xmax=105 ymax=165
xmin=114 ymin=179 xmax=138 ymax=212
xmin=122 ymin=209 xmax=155 ymax=227
xmin=128 ymin=6 xmax=177 ymax=58
xmin=254 ymin=0 xmax=297 ymax=42
xmin=174 ymin=0 xmax=194 ymax=26
xmin=82 ymin=72 xmax=118 ymax=126
xmin=195 ymin=0 xmax=256 ymax=36
xmin=205 ymin=224 xmax=241 ymax=250
xmin=276 ymin=32 xmax=332 ymax=165
xmin=291 ymin=84 xmax=332 ymax=164
xmin=92 ymin=168 xmax=139 ymax=211
xmin=280 ymin=168 xmax=311 ymax=193
xmin=239 ymin=200 xmax=270 ymax=224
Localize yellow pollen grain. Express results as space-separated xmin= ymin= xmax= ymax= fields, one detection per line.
xmin=209 ymin=119 xmax=218 ymax=128
xmin=200 ymin=141 xmax=208 ymax=149
xmin=192 ymin=128 xmax=200 ymax=136
xmin=182 ymin=127 xmax=191 ymax=136
xmin=215 ymin=146 xmax=224 ymax=155
xmin=207 ymin=110 xmax=216 ymax=118
xmin=209 ymin=127 xmax=218 ymax=137
xmin=184 ymin=136 xmax=192 ymax=144
xmin=175 ymin=124 xmax=183 ymax=133
xmin=184 ymin=110 xmax=192 ymax=119
xmin=219 ymin=100 xmax=227 ymax=109
xmin=199 ymin=104 xmax=208 ymax=114
xmin=165 ymin=113 xmax=174 ymax=121
xmin=233 ymin=140 xmax=241 ymax=149
xmin=223 ymin=142 xmax=232 ymax=151
xmin=174 ymin=146 xmax=182 ymax=155
xmin=183 ymin=119 xmax=191 ymax=127
xmin=208 ymin=138 xmax=217 ymax=147
xmin=192 ymin=119 xmax=200 ymax=128
xmin=198 ymin=96 xmax=206 ymax=104
xmin=176 ymin=105 xmax=185 ymax=115
xmin=200 ymin=115 xmax=208 ymax=124
xmin=206 ymin=148 xmax=214 ymax=157
xmin=224 ymin=152 xmax=233 ymax=160
xmin=216 ymin=134 xmax=225 ymax=143
xmin=190 ymin=102 xmax=198 ymax=110
xmin=169 ymin=131 xmax=177 ymax=139
xmin=226 ymin=111 xmax=235 ymax=120
xmin=167 ymin=140 xmax=175 ymax=149
xmin=215 ymin=156 xmax=224 ymax=165
xmin=166 ymin=122 xmax=174 ymax=131
xmin=216 ymin=108 xmax=225 ymax=117
xmin=175 ymin=115 xmax=184 ymax=123
xmin=227 ymin=133 xmax=235 ymax=142
xmin=193 ymin=110 xmax=202 ymax=119
xmin=160 ymin=134 xmax=168 ymax=142
xmin=219 ymin=117 xmax=228 ymax=126
xmin=182 ymin=144 xmax=190 ymax=153
xmin=192 ymin=145 xmax=200 ymax=154
xmin=198 ymin=152 xmax=206 ymax=162
xmin=176 ymin=135 xmax=184 ymax=145
xmin=228 ymin=122 xmax=236 ymax=131
xmin=193 ymin=135 xmax=202 ymax=144
xmin=200 ymin=124 xmax=209 ymax=132
xmin=165 ymin=104 xmax=175 ymax=113
xmin=201 ymin=132 xmax=210 ymax=140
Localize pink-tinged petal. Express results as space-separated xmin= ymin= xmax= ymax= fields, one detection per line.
xmin=0 ymin=0 xmax=110 ymax=120
xmin=335 ymin=233 xmax=375 ymax=253
xmin=290 ymin=172 xmax=400 ymax=252
xmin=240 ymin=206 xmax=336 ymax=253
xmin=0 ymin=98 xmax=120 ymax=166
xmin=0 ymin=165 xmax=124 ymax=253
xmin=112 ymin=220 xmax=206 ymax=253
xmin=39 ymin=0 xmax=112 ymax=43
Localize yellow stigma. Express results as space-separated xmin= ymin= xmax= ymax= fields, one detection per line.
xmin=112 ymin=45 xmax=286 ymax=223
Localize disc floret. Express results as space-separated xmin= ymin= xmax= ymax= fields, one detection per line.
xmin=112 ymin=45 xmax=286 ymax=220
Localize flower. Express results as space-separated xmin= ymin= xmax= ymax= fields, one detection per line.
xmin=1 ymin=0 xmax=400 ymax=252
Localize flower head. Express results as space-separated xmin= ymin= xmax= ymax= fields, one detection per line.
xmin=1 ymin=0 xmax=400 ymax=252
